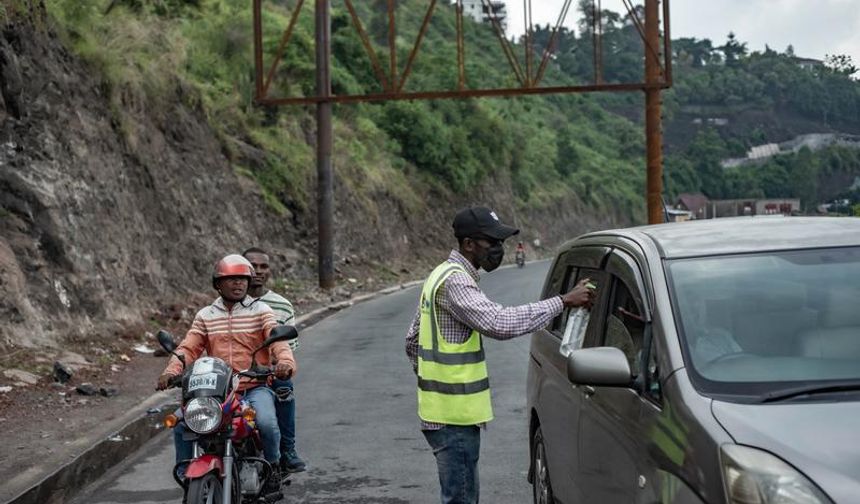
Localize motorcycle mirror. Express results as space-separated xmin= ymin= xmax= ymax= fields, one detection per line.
xmin=157 ymin=330 xmax=185 ymax=368
xmin=264 ymin=325 xmax=297 ymax=347
xmin=157 ymin=330 xmax=177 ymax=353
xmin=251 ymin=325 xmax=298 ymax=363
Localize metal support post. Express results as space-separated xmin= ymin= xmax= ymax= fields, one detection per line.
xmin=644 ymin=0 xmax=664 ymax=224
xmin=316 ymin=0 xmax=335 ymax=288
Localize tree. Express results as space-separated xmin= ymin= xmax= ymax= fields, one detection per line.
xmin=674 ymin=37 xmax=715 ymax=68
xmin=720 ymin=32 xmax=747 ymax=67
xmin=824 ymin=54 xmax=859 ymax=78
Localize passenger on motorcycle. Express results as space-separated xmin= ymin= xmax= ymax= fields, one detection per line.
xmin=156 ymin=254 xmax=296 ymax=491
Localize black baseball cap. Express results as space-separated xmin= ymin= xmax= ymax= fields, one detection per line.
xmin=452 ymin=206 xmax=520 ymax=240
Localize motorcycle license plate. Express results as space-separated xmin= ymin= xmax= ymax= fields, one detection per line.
xmin=188 ymin=373 xmax=218 ymax=392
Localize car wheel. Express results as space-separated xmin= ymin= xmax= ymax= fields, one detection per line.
xmin=532 ymin=425 xmax=555 ymax=504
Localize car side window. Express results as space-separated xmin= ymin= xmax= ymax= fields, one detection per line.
xmin=602 ymin=277 xmax=646 ymax=376
xmin=549 ymin=267 xmax=577 ymax=335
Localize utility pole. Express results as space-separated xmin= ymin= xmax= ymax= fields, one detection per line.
xmin=644 ymin=0 xmax=664 ymax=224
xmin=316 ymin=0 xmax=335 ymax=289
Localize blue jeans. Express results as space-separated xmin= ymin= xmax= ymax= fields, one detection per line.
xmin=174 ymin=386 xmax=282 ymax=473
xmin=423 ymin=425 xmax=481 ymax=504
xmin=272 ymin=378 xmax=296 ymax=455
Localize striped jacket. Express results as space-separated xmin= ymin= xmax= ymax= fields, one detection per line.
xmin=164 ymin=296 xmax=296 ymax=389
xmin=256 ymin=290 xmax=299 ymax=351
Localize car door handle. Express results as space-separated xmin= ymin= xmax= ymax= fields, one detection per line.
xmin=583 ymin=385 xmax=596 ymax=398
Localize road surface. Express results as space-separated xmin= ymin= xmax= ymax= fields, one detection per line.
xmin=72 ymin=261 xmax=550 ymax=504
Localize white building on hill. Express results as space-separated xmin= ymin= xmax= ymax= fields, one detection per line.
xmin=460 ymin=0 xmax=507 ymax=32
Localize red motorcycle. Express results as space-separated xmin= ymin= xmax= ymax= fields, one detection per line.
xmin=157 ymin=326 xmax=295 ymax=504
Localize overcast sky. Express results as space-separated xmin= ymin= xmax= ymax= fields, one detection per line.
xmin=502 ymin=0 xmax=860 ymax=64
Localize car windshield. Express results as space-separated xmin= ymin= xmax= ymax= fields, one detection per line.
xmin=667 ymin=246 xmax=860 ymax=398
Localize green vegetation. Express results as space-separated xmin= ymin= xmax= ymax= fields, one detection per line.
xmin=533 ymin=2 xmax=860 ymax=209
xmin=663 ymin=40 xmax=860 ymax=209
xmin=666 ymin=132 xmax=860 ymax=208
xmin=23 ymin=0 xmax=860 ymax=221
xmin=38 ymin=0 xmax=648 ymax=222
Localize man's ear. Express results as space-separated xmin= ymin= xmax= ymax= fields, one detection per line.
xmin=460 ymin=237 xmax=474 ymax=253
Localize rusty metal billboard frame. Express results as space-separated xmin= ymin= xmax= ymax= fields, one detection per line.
xmin=252 ymin=0 xmax=673 ymax=104
xmin=250 ymin=0 xmax=672 ymax=288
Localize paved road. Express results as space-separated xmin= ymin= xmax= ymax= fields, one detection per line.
xmin=73 ymin=261 xmax=550 ymax=504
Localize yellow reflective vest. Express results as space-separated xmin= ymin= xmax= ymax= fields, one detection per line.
xmin=417 ymin=262 xmax=493 ymax=425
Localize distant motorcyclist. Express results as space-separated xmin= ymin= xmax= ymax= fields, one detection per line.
xmin=156 ymin=254 xmax=296 ymax=492
xmin=515 ymin=241 xmax=526 ymax=267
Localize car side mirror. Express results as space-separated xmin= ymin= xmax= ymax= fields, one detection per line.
xmin=567 ymin=347 xmax=633 ymax=387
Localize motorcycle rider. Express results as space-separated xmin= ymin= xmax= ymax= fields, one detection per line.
xmin=156 ymin=254 xmax=296 ymax=493
xmin=243 ymin=247 xmax=307 ymax=473
xmin=515 ymin=241 xmax=526 ymax=265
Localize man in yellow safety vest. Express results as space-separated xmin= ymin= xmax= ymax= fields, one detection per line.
xmin=405 ymin=206 xmax=594 ymax=504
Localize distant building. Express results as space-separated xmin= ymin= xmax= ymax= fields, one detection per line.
xmin=676 ymin=193 xmax=710 ymax=219
xmin=711 ymin=199 xmax=800 ymax=217
xmin=748 ymin=143 xmax=780 ymax=159
xmin=460 ymin=0 xmax=507 ymax=32
xmin=722 ymin=133 xmax=860 ymax=169
xmin=691 ymin=117 xmax=729 ymax=126
xmin=675 ymin=193 xmax=801 ymax=219
xmin=794 ymin=57 xmax=824 ymax=71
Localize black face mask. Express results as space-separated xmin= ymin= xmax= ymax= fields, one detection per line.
xmin=477 ymin=241 xmax=505 ymax=272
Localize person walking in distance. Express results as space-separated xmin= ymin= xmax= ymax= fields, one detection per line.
xmin=405 ymin=206 xmax=595 ymax=504
xmin=243 ymin=247 xmax=307 ymax=473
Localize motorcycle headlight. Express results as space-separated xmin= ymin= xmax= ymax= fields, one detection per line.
xmin=721 ymin=444 xmax=832 ymax=504
xmin=184 ymin=397 xmax=223 ymax=434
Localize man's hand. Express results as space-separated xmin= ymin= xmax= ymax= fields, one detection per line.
xmin=156 ymin=373 xmax=177 ymax=391
xmin=273 ymin=362 xmax=294 ymax=379
xmin=561 ymin=278 xmax=596 ymax=309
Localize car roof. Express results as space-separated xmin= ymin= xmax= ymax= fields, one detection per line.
xmin=573 ymin=216 xmax=860 ymax=259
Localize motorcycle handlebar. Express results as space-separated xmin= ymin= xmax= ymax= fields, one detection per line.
xmin=238 ymin=367 xmax=273 ymax=380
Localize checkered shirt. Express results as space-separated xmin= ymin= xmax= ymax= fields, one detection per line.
xmin=405 ymin=250 xmax=563 ymax=430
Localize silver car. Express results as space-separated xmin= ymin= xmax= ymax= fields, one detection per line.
xmin=526 ymin=216 xmax=860 ymax=504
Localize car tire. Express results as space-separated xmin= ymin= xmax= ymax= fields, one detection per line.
xmin=532 ymin=425 xmax=555 ymax=504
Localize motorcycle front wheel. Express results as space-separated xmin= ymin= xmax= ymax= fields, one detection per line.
xmin=186 ymin=472 xmax=223 ymax=504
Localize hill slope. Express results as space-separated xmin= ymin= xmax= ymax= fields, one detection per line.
xmin=0 ymin=1 xmax=636 ymax=349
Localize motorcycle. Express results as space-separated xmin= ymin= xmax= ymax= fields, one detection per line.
xmin=515 ymin=250 xmax=526 ymax=268
xmin=157 ymin=325 xmax=297 ymax=504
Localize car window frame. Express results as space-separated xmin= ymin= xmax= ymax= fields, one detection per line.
xmin=545 ymin=246 xmax=611 ymax=338
xmin=602 ymin=249 xmax=663 ymax=406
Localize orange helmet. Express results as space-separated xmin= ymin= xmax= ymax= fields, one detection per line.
xmin=212 ymin=254 xmax=254 ymax=288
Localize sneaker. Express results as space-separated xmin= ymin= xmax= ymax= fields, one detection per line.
xmin=280 ymin=449 xmax=307 ymax=473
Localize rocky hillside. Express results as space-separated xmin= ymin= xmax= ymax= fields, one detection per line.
xmin=0 ymin=3 xmax=621 ymax=350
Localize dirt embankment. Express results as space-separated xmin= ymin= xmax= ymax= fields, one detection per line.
xmin=0 ymin=11 xmax=619 ymax=356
